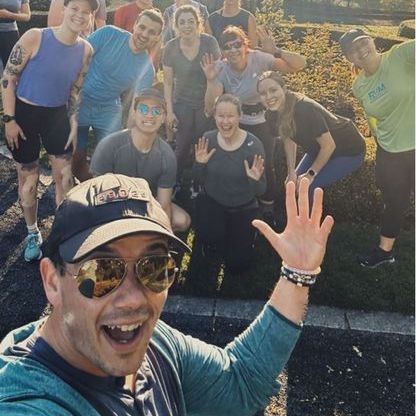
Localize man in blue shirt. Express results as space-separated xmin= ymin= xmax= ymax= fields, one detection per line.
xmin=72 ymin=8 xmax=163 ymax=182
xmin=0 ymin=174 xmax=334 ymax=415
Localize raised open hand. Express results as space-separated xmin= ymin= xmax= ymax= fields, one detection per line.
xmin=195 ymin=137 xmax=216 ymax=164
xmin=253 ymin=178 xmax=334 ymax=271
xmin=257 ymin=26 xmax=277 ymax=55
xmin=200 ymin=53 xmax=222 ymax=82
xmin=244 ymin=155 xmax=264 ymax=181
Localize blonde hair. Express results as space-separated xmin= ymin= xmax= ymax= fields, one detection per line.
xmin=214 ymin=93 xmax=242 ymax=116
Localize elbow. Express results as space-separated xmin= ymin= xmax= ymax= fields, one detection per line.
xmin=291 ymin=56 xmax=306 ymax=72
xmin=298 ymin=56 xmax=307 ymax=70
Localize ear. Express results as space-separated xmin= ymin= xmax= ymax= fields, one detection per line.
xmin=40 ymin=258 xmax=64 ymax=307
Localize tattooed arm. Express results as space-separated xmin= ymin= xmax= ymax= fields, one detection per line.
xmin=1 ymin=29 xmax=41 ymax=150
xmin=65 ymin=41 xmax=93 ymax=151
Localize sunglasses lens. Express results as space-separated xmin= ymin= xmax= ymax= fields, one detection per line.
xmin=151 ymin=107 xmax=162 ymax=116
xmin=224 ymin=40 xmax=242 ymax=51
xmin=138 ymin=103 xmax=149 ymax=115
xmin=137 ymin=255 xmax=177 ymax=293
xmin=76 ymin=259 xmax=126 ymax=298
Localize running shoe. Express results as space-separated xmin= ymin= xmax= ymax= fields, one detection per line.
xmin=24 ymin=232 xmax=43 ymax=262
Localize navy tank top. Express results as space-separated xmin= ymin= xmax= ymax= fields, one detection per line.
xmin=17 ymin=28 xmax=85 ymax=107
xmin=208 ymin=8 xmax=251 ymax=43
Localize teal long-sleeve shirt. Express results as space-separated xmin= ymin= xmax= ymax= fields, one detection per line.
xmin=0 ymin=304 xmax=301 ymax=415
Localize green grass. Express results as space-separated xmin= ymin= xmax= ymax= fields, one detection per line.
xmin=171 ymin=218 xmax=415 ymax=315
xmin=288 ymin=22 xmax=405 ymax=40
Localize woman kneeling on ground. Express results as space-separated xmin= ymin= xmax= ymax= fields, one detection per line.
xmin=257 ymin=71 xmax=365 ymax=200
xmin=193 ymin=93 xmax=265 ymax=274
xmin=202 ymin=25 xmax=306 ymax=225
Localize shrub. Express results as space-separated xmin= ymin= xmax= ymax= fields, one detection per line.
xmin=256 ymin=0 xmax=414 ymax=225
xmin=398 ymin=20 xmax=416 ymax=39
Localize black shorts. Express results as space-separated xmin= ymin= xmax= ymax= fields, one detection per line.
xmin=9 ymin=97 xmax=71 ymax=164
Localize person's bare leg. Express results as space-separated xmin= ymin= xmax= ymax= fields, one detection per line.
xmin=379 ymin=235 xmax=395 ymax=252
xmin=17 ymin=161 xmax=40 ymax=227
xmin=171 ymin=203 xmax=191 ymax=233
xmin=17 ymin=161 xmax=43 ymax=261
xmin=50 ymin=153 xmax=74 ymax=206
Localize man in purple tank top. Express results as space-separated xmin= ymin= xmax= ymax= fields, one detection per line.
xmin=0 ymin=0 xmax=98 ymax=262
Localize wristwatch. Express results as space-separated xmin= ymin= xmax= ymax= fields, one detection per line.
xmin=307 ymin=169 xmax=317 ymax=177
xmin=273 ymin=48 xmax=283 ymax=58
xmin=2 ymin=114 xmax=15 ymax=123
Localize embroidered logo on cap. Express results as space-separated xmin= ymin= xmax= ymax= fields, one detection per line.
xmin=94 ymin=186 xmax=149 ymax=206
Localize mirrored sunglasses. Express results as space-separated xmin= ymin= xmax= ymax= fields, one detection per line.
xmin=71 ymin=254 xmax=178 ymax=299
xmin=222 ymin=40 xmax=244 ymax=51
xmin=136 ymin=102 xmax=163 ymax=116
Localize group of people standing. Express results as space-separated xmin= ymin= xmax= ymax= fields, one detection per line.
xmin=0 ymin=0 xmax=414 ymax=273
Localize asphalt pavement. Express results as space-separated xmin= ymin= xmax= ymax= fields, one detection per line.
xmin=163 ymin=306 xmax=414 ymax=416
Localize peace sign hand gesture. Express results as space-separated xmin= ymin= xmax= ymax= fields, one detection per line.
xmin=253 ymin=178 xmax=334 ymax=271
xmin=195 ymin=137 xmax=216 ymax=164
xmin=244 ymin=154 xmax=265 ymax=181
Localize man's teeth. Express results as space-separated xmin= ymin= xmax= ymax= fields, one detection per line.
xmin=107 ymin=323 xmax=141 ymax=332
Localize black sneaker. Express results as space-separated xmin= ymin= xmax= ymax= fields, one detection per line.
xmin=357 ymin=247 xmax=395 ymax=268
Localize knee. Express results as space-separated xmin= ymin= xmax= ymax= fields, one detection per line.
xmin=19 ymin=173 xmax=39 ymax=208
xmin=172 ymin=210 xmax=191 ymax=233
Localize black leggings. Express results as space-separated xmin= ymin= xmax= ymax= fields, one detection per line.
xmin=0 ymin=30 xmax=19 ymax=68
xmin=376 ymin=146 xmax=415 ymax=239
xmin=195 ymin=193 xmax=258 ymax=272
xmin=241 ymin=121 xmax=277 ymax=203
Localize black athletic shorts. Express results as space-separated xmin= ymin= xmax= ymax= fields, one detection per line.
xmin=9 ymin=97 xmax=72 ymax=164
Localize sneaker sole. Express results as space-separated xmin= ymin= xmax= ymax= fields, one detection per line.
xmin=359 ymin=257 xmax=395 ymax=269
xmin=24 ymin=249 xmax=43 ymax=263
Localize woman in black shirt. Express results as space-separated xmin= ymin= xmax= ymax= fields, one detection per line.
xmin=257 ymin=71 xmax=365 ymax=199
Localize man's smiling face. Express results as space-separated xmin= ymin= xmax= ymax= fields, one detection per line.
xmin=46 ymin=233 xmax=169 ymax=377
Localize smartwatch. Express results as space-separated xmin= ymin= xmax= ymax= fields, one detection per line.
xmin=2 ymin=114 xmax=15 ymax=123
xmin=273 ymin=48 xmax=283 ymax=59
xmin=307 ymin=169 xmax=317 ymax=177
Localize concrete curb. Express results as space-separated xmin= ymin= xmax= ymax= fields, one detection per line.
xmin=164 ymin=295 xmax=415 ymax=336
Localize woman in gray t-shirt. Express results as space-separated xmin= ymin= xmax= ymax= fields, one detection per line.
xmin=193 ymin=94 xmax=265 ymax=274
xmin=201 ymin=25 xmax=306 ymax=225
xmin=0 ymin=0 xmax=30 ymax=68
xmin=163 ymin=4 xmax=221 ymax=183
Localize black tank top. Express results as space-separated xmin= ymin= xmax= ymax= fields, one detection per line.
xmin=208 ymin=8 xmax=251 ymax=43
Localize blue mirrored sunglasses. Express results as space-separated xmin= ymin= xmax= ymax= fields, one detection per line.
xmin=137 ymin=103 xmax=163 ymax=117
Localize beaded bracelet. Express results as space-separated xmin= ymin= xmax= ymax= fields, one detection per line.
xmin=280 ymin=263 xmax=320 ymax=288
xmin=282 ymin=262 xmax=321 ymax=276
